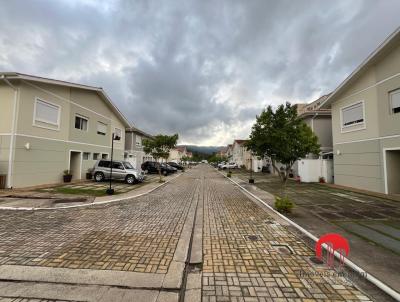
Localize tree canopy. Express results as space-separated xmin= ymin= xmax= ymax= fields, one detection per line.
xmin=143 ymin=134 xmax=179 ymax=181
xmin=247 ymin=103 xmax=320 ymax=183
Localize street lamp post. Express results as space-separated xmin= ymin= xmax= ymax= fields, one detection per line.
xmin=106 ymin=132 xmax=121 ymax=195
xmin=249 ymin=156 xmax=254 ymax=183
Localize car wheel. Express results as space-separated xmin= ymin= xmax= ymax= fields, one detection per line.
xmin=144 ymin=169 xmax=148 ymax=174
xmin=94 ymin=172 xmax=104 ymax=182
xmin=163 ymin=170 xmax=168 ymax=176
xmin=125 ymin=175 xmax=136 ymax=184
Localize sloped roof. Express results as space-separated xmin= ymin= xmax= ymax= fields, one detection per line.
xmin=0 ymin=72 xmax=131 ymax=127
xmin=321 ymin=26 xmax=400 ymax=108
xmin=297 ymin=94 xmax=331 ymax=118
xmin=126 ymin=126 xmax=153 ymax=139
xmin=175 ymin=146 xmax=187 ymax=153
xmin=234 ymin=139 xmax=248 ymax=145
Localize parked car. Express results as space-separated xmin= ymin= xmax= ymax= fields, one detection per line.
xmin=261 ymin=164 xmax=271 ymax=173
xmin=141 ymin=161 xmax=173 ymax=175
xmin=221 ymin=162 xmax=238 ymax=170
xmin=163 ymin=163 xmax=177 ymax=173
xmin=93 ymin=160 xmax=145 ymax=184
xmin=168 ymin=162 xmax=184 ymax=170
xmin=218 ymin=162 xmax=226 ymax=169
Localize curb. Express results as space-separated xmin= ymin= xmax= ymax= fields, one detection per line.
xmin=0 ymin=173 xmax=183 ymax=211
xmin=217 ymin=169 xmax=400 ymax=302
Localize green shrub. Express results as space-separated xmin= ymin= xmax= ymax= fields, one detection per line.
xmin=227 ymin=171 xmax=232 ymax=178
xmin=274 ymin=196 xmax=294 ymax=213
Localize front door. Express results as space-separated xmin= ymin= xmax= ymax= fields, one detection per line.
xmin=111 ymin=162 xmax=126 ymax=180
xmin=69 ymin=151 xmax=82 ymax=180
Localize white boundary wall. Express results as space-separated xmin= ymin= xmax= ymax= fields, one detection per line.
xmin=296 ymin=158 xmax=333 ymax=183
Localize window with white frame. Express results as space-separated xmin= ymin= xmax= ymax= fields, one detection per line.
xmin=136 ymin=135 xmax=142 ymax=146
xmin=93 ymin=153 xmax=100 ymax=160
xmin=34 ymin=99 xmax=60 ymax=127
xmin=97 ymin=122 xmax=107 ymax=135
xmin=102 ymin=153 xmax=108 ymax=159
xmin=390 ymin=89 xmax=400 ymax=114
xmin=75 ymin=115 xmax=88 ymax=131
xmin=341 ymin=102 xmax=364 ymax=127
xmin=83 ymin=152 xmax=91 ymax=160
xmin=114 ymin=128 xmax=122 ymax=140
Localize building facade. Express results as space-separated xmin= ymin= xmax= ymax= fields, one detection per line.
xmin=0 ymin=72 xmax=130 ymax=188
xmin=168 ymin=146 xmax=188 ymax=163
xmin=124 ymin=127 xmax=154 ymax=170
xmin=321 ymin=28 xmax=400 ymax=194
xmin=297 ymin=94 xmax=333 ymax=155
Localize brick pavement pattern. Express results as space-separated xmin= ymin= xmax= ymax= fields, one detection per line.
xmin=0 ymin=172 xmax=198 ymax=274
xmin=0 ymin=298 xmax=81 ymax=302
xmin=202 ymin=166 xmax=372 ymax=302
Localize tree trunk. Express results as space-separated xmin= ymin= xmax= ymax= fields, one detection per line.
xmin=157 ymin=158 xmax=162 ymax=182
xmin=271 ymin=161 xmax=283 ymax=182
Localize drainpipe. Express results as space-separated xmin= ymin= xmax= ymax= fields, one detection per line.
xmin=1 ymin=75 xmax=19 ymax=189
xmin=310 ymin=112 xmax=318 ymax=132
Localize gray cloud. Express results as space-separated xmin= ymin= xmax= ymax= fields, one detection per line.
xmin=1 ymin=0 xmax=399 ymax=145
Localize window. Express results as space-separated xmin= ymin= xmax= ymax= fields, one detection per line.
xmin=102 ymin=153 xmax=108 ymax=159
xmin=34 ymin=99 xmax=60 ymax=127
xmin=342 ymin=102 xmax=364 ymax=127
xmin=98 ymin=160 xmax=110 ymax=168
xmin=75 ymin=115 xmax=88 ymax=131
xmin=136 ymin=135 xmax=142 ymax=146
xmin=93 ymin=153 xmax=100 ymax=160
xmin=114 ymin=128 xmax=122 ymax=140
xmin=390 ymin=89 xmax=400 ymax=114
xmin=112 ymin=162 xmax=124 ymax=170
xmin=123 ymin=162 xmax=134 ymax=169
xmin=97 ymin=122 xmax=107 ymax=135
xmin=83 ymin=152 xmax=91 ymax=160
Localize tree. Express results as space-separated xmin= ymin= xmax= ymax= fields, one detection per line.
xmin=143 ymin=134 xmax=179 ymax=182
xmin=247 ymin=103 xmax=320 ymax=184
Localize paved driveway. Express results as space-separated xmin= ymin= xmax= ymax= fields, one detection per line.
xmin=0 ymin=166 xmax=390 ymax=301
xmin=232 ymin=170 xmax=400 ymax=292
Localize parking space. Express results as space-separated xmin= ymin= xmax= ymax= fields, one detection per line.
xmin=39 ymin=174 xmax=160 ymax=196
xmin=231 ymin=169 xmax=400 ymax=291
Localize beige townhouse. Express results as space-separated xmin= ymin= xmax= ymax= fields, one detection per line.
xmin=232 ymin=140 xmax=247 ymax=167
xmin=124 ymin=126 xmax=154 ymax=170
xmin=0 ymin=72 xmax=130 ymax=188
xmin=168 ymin=146 xmax=188 ymax=163
xmin=231 ymin=139 xmax=266 ymax=172
xmin=321 ymin=27 xmax=400 ymax=194
xmin=297 ymin=94 xmax=333 ymax=155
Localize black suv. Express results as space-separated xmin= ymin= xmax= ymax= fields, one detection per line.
xmin=167 ymin=162 xmax=184 ymax=170
xmin=141 ymin=161 xmax=173 ymax=175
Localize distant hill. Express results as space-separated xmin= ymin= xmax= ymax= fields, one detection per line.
xmin=181 ymin=145 xmax=224 ymax=155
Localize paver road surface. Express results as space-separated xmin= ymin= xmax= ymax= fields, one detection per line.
xmin=0 ymin=165 xmax=380 ymax=301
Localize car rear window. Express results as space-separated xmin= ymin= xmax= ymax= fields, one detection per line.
xmin=98 ymin=160 xmax=110 ymax=167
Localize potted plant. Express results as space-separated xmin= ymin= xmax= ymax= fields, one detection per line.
xmin=86 ymin=168 xmax=93 ymax=180
xmin=63 ymin=170 xmax=72 ymax=183
xmin=319 ymin=176 xmax=326 ymax=183
xmin=227 ymin=171 xmax=232 ymax=178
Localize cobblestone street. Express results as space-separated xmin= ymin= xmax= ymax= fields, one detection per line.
xmin=0 ymin=165 xmax=386 ymax=301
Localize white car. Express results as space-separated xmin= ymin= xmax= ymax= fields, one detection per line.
xmin=217 ymin=162 xmax=226 ymax=168
xmin=221 ymin=162 xmax=238 ymax=169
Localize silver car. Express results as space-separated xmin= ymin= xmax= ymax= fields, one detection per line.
xmin=93 ymin=160 xmax=145 ymax=184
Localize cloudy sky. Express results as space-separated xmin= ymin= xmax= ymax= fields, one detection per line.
xmin=1 ymin=0 xmax=399 ymax=145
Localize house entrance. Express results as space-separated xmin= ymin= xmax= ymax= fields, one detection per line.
xmin=69 ymin=151 xmax=82 ymax=181
xmin=385 ymin=149 xmax=400 ymax=194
